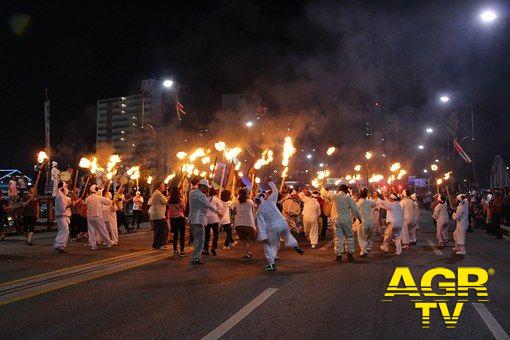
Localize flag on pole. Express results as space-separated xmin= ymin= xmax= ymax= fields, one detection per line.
xmin=175 ymin=101 xmax=187 ymax=120
xmin=453 ymin=138 xmax=472 ymax=163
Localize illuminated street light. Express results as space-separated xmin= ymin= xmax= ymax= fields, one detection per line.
xmin=306 ymin=154 xmax=312 ymax=159
xmin=245 ymin=121 xmax=254 ymax=128
xmin=480 ymin=9 xmax=498 ymax=23
xmin=162 ymin=79 xmax=174 ymax=88
xmin=439 ymin=95 xmax=450 ymax=104
xmin=423 ymin=169 xmax=428 ymax=174
xmin=418 ymin=145 xmax=425 ymax=150
xmin=319 ymin=163 xmax=324 ymax=168
xmin=425 ymin=127 xmax=434 ymax=133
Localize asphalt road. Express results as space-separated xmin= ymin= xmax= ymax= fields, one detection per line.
xmin=0 ymin=212 xmax=508 ymax=340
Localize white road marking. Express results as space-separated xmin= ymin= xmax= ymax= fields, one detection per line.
xmin=426 ymin=238 xmax=443 ymax=255
xmin=320 ymin=240 xmax=334 ymax=250
xmin=473 ymin=303 xmax=510 ymax=340
xmin=202 ymin=288 xmax=278 ymax=340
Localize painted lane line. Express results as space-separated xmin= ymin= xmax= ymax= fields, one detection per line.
xmin=202 ymin=288 xmax=278 ymax=340
xmin=426 ymin=239 xmax=443 ymax=256
xmin=320 ymin=240 xmax=334 ymax=251
xmin=0 ymin=249 xmax=155 ymax=288
xmin=472 ymin=303 xmax=510 ymax=340
xmin=0 ymin=251 xmax=173 ymax=306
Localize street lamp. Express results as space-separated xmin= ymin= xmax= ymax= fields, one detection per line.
xmin=425 ymin=127 xmax=434 ymax=134
xmin=480 ymin=9 xmax=498 ymax=23
xmin=245 ymin=121 xmax=254 ymax=128
xmin=439 ymin=95 xmax=450 ymax=104
xmin=423 ymin=169 xmax=428 ymax=174
xmin=418 ymin=145 xmax=425 ymax=150
xmin=162 ymin=79 xmax=174 ymax=88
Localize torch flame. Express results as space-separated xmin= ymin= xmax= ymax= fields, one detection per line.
xmin=106 ymin=154 xmax=121 ymax=172
xmin=397 ymin=169 xmax=407 ymax=180
xmin=127 ymin=166 xmax=140 ymax=180
xmin=354 ymin=165 xmax=362 ymax=172
xmin=176 ymin=151 xmax=187 ymax=160
xmin=431 ymin=164 xmax=438 ymax=172
xmin=368 ymin=174 xmax=384 ymax=183
xmin=443 ymin=171 xmax=452 ymax=181
xmin=436 ymin=178 xmax=443 ymax=185
xmin=214 ymin=141 xmax=226 ymax=152
xmin=387 ymin=175 xmax=396 ymax=184
xmin=255 ymin=177 xmax=261 ymax=184
xmin=189 ymin=148 xmax=206 ymax=162
xmin=253 ymin=149 xmax=274 ymax=170
xmin=281 ymin=167 xmax=289 ymax=178
xmin=147 ymin=176 xmax=153 ymax=184
xmin=390 ymin=162 xmax=401 ymax=172
xmin=79 ymin=157 xmax=91 ymax=169
xmin=164 ymin=173 xmax=176 ymax=184
xmin=365 ymin=151 xmax=373 ymax=160
xmin=282 ymin=136 xmax=296 ymax=167
xmin=224 ymin=147 xmax=242 ymax=162
xmin=326 ymin=147 xmax=336 ymax=156
xmin=311 ymin=178 xmax=320 ymax=188
xmin=37 ymin=151 xmax=49 ymax=164
xmin=201 ymin=156 xmax=211 ymax=165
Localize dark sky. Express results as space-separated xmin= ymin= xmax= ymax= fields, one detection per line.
xmin=1 ymin=0 xmax=509 ymax=184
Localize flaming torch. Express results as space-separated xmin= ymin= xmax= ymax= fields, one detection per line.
xmin=127 ymin=166 xmax=140 ymax=189
xmin=280 ymin=137 xmax=296 ymax=191
xmin=34 ymin=151 xmax=49 ymax=193
xmin=326 ymin=146 xmax=336 ymax=156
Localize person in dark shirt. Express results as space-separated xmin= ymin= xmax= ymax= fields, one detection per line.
xmin=22 ymin=186 xmax=39 ymax=246
xmin=0 ymin=190 xmax=11 ymax=240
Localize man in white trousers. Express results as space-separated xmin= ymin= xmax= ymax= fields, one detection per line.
xmin=432 ymin=194 xmax=450 ymax=247
xmin=85 ymin=185 xmax=113 ymax=250
xmin=54 ymin=182 xmax=75 ymax=254
xmin=298 ymin=190 xmax=321 ymax=248
xmin=452 ymin=194 xmax=469 ymax=255
xmin=257 ymin=181 xmax=304 ymax=271
xmin=102 ymin=191 xmax=118 ymax=245
xmin=401 ymin=190 xmax=418 ymax=247
xmin=377 ymin=193 xmax=404 ymax=256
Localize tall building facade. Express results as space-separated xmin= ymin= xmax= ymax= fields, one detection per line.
xmin=96 ymin=79 xmax=169 ymax=175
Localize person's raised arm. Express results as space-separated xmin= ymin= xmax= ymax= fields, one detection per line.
xmin=268 ymin=182 xmax=279 ymax=204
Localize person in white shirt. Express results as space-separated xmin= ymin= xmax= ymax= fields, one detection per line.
xmin=298 ymin=190 xmax=321 ymax=248
xmin=256 ymin=181 xmax=304 ymax=271
xmin=331 ymin=185 xmax=362 ymax=262
xmin=85 ymin=185 xmax=113 ymax=250
xmin=54 ymin=182 xmax=77 ymax=253
xmin=219 ymin=190 xmax=234 ymax=250
xmin=401 ymin=190 xmax=419 ymax=247
xmin=377 ymin=193 xmax=404 ymax=255
xmin=204 ymin=187 xmax=223 ymax=256
xmin=131 ymin=191 xmax=144 ymax=229
xmin=432 ymin=195 xmax=449 ymax=247
xmin=233 ymin=188 xmax=257 ymax=258
xmin=102 ymin=191 xmax=118 ymax=245
xmin=357 ymin=188 xmax=376 ymax=257
xmin=51 ymin=161 xmax=61 ymax=197
xmin=452 ymin=194 xmax=469 ymax=255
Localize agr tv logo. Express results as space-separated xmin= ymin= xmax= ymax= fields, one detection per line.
xmin=382 ymin=267 xmax=494 ymax=328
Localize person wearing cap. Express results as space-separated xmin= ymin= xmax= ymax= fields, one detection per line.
xmin=131 ymin=191 xmax=144 ymax=230
xmin=281 ymin=190 xmax=301 ymax=231
xmin=256 ymin=181 xmax=304 ymax=271
xmin=150 ymin=182 xmax=169 ymax=250
xmin=298 ymin=190 xmax=321 ymax=248
xmin=376 ymin=192 xmax=404 ymax=255
xmin=84 ymin=184 xmax=113 ymax=250
xmin=432 ymin=195 xmax=449 ymax=247
xmin=401 ymin=190 xmax=418 ymax=247
xmin=331 ymin=185 xmax=362 ymax=262
xmin=51 ymin=161 xmax=61 ymax=197
xmin=188 ymin=179 xmax=219 ymax=265
xmin=356 ymin=188 xmax=376 ymax=257
xmin=54 ymin=181 xmax=79 ymax=253
xmin=452 ymin=194 xmax=469 ymax=255
xmin=102 ymin=191 xmax=118 ymax=245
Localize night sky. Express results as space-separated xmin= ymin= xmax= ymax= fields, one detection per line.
xmin=1 ymin=1 xmax=509 ymax=184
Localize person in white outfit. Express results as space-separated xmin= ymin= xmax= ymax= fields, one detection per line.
xmin=54 ymin=182 xmax=77 ymax=254
xmin=256 ymin=181 xmax=304 ymax=271
xmin=357 ymin=188 xmax=376 ymax=257
xmin=331 ymin=185 xmax=362 ymax=262
xmin=401 ymin=190 xmax=418 ymax=247
xmin=102 ymin=191 xmax=119 ymax=245
xmin=85 ymin=185 xmax=113 ymax=250
xmin=452 ymin=194 xmax=469 ymax=255
xmin=51 ymin=161 xmax=61 ymax=197
xmin=377 ymin=193 xmax=404 ymax=255
xmin=432 ymin=195 xmax=450 ymax=247
xmin=298 ymin=191 xmax=321 ymax=248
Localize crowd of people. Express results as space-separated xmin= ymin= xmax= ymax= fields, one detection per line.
xmin=1 ymin=171 xmax=509 ymax=270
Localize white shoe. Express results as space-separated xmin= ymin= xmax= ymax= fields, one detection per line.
xmin=455 ymin=250 xmax=466 ymax=255
xmin=90 ymin=246 xmax=98 ymax=250
xmin=311 ymin=244 xmax=317 ymax=249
